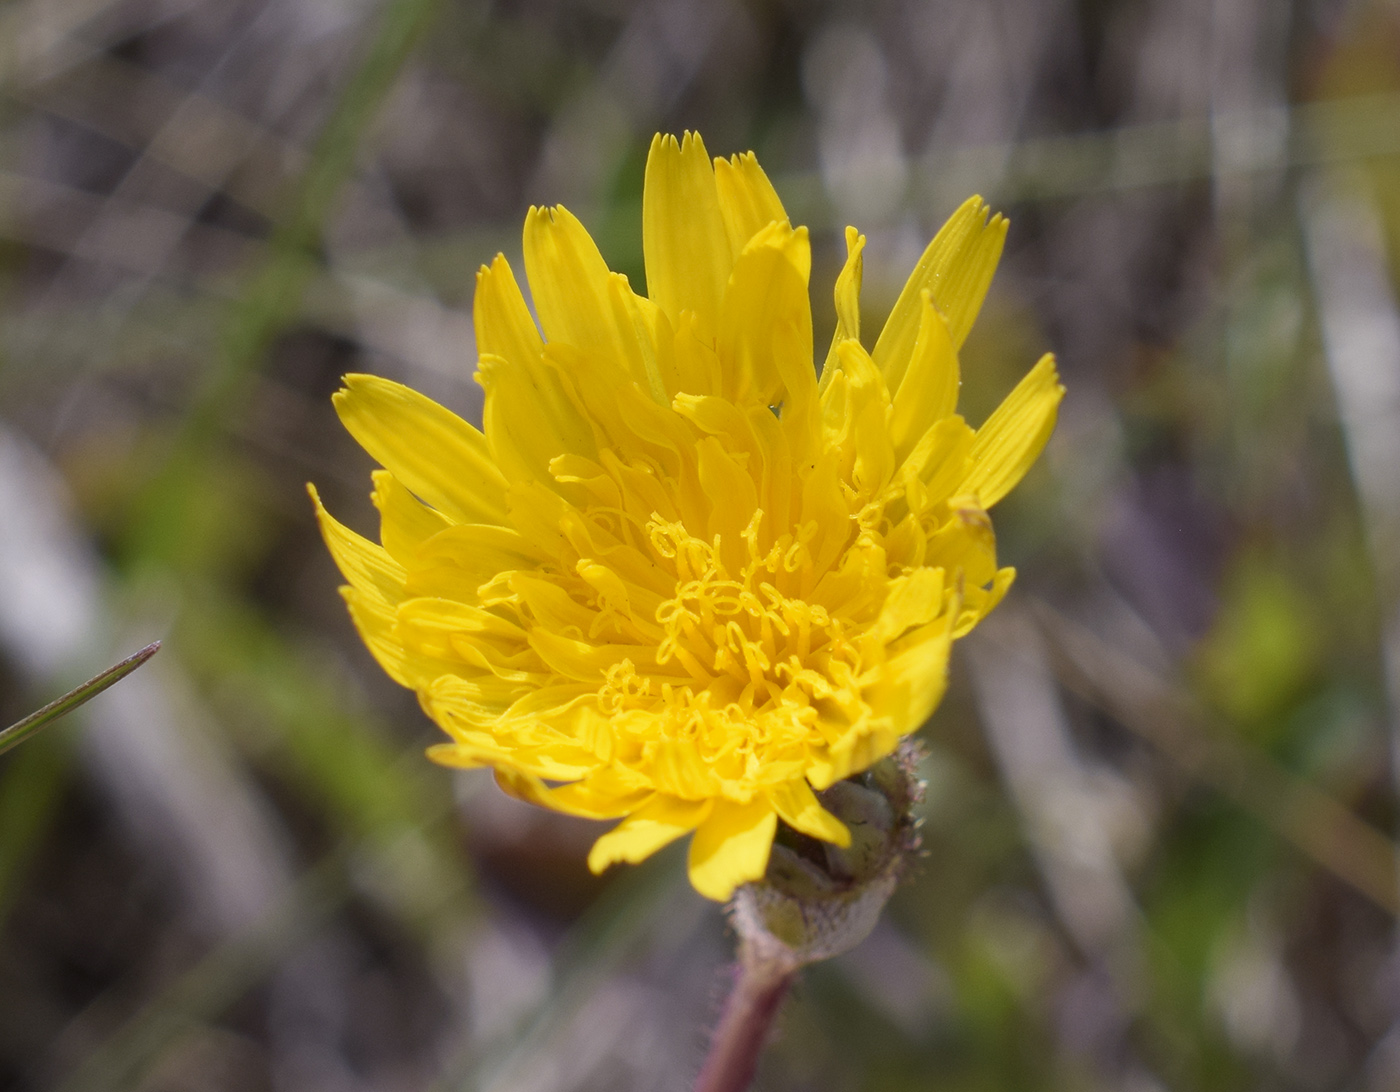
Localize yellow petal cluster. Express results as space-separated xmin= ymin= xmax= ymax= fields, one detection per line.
xmin=312 ymin=132 xmax=1063 ymax=901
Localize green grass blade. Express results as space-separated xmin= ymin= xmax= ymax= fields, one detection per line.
xmin=0 ymin=642 xmax=161 ymax=757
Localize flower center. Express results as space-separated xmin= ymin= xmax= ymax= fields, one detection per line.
xmin=561 ymin=500 xmax=885 ymax=797
xmin=647 ymin=511 xmax=853 ymax=705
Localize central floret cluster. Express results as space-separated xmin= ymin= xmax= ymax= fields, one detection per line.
xmin=312 ymin=132 xmax=1062 ymax=899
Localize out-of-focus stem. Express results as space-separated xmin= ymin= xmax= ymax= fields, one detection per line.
xmin=693 ymin=942 xmax=797 ymax=1092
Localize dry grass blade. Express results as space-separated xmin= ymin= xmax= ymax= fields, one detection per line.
xmin=0 ymin=641 xmax=159 ymax=757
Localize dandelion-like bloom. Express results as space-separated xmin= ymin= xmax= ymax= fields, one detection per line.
xmin=311 ymin=133 xmax=1063 ymax=901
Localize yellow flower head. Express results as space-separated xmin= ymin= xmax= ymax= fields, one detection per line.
xmin=311 ymin=132 xmax=1063 ymax=901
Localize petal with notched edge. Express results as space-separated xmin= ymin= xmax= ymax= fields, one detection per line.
xmin=964 ymin=354 xmax=1064 ymax=507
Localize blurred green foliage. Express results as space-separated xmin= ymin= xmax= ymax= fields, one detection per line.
xmin=1 ymin=0 xmax=1400 ymax=1090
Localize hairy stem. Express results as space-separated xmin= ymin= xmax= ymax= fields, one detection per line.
xmin=694 ymin=943 xmax=797 ymax=1092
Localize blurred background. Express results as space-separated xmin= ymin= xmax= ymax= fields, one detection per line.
xmin=2 ymin=0 xmax=1400 ymax=1089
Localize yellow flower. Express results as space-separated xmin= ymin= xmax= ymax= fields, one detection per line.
xmin=311 ymin=132 xmax=1063 ymax=901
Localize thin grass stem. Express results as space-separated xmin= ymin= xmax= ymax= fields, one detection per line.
xmin=0 ymin=642 xmax=160 ymax=757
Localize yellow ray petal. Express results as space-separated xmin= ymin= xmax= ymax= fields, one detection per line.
xmin=478 ymin=352 xmax=596 ymax=486
xmin=496 ymin=768 xmax=650 ymax=820
xmin=744 ymin=400 xmax=797 ymax=532
xmin=828 ymin=340 xmax=894 ymax=502
xmin=927 ymin=498 xmax=999 ymax=589
xmin=513 ymin=572 xmax=598 ymax=634
xmin=407 ymin=523 xmax=543 ymax=603
xmin=821 ymin=226 xmax=866 ymax=386
xmin=528 ymin=628 xmax=678 ymax=683
xmin=541 ymin=704 xmax=624 ymax=764
xmin=538 ymin=341 xmax=661 ymax=458
xmin=718 ymin=220 xmax=812 ymax=407
xmin=889 ymin=293 xmax=959 ymax=464
xmin=497 ymin=682 xmax=597 ymax=726
xmin=504 ymin=479 xmax=572 ymax=561
xmin=588 ymin=794 xmax=712 ymax=872
xmin=871 ymin=566 xmax=946 ymax=644
xmin=697 ymin=436 xmax=759 ymax=545
xmin=371 ymin=470 xmax=449 ymax=565
xmin=648 ymin=737 xmax=721 ymax=799
xmin=687 ymin=798 xmax=778 ymax=901
xmin=866 ymin=612 xmax=956 ymax=735
xmin=902 ymin=415 xmax=976 ymax=515
xmin=670 ymin=310 xmax=723 ymax=397
xmin=452 ymin=726 xmax=560 ymax=768
xmin=873 ymin=196 xmax=1007 ymax=391
xmin=955 ymin=566 xmax=1016 ymax=636
xmin=607 ymin=275 xmax=672 ymax=404
xmin=308 ymin=483 xmax=406 ymax=606
xmin=523 ymin=205 xmax=635 ymax=364
xmin=473 ymin=254 xmax=543 ymax=367
xmin=425 ymin=675 xmax=543 ymax=738
xmin=397 ymin=597 xmax=528 ymax=661
xmin=768 ymin=778 xmax=850 ymax=847
xmin=799 ymin=449 xmax=853 ymax=578
xmin=427 ymin=740 xmax=596 ymax=781
xmin=341 ymin=586 xmax=413 ymax=688
xmin=963 ymin=354 xmax=1064 ymax=507
xmin=713 ymin=150 xmax=787 ymax=256
xmin=333 ymin=374 xmax=508 ymax=526
xmin=643 ymin=132 xmax=733 ymax=334
xmin=475 ymin=254 xmax=602 ymax=462
xmin=807 ymin=723 xmax=902 ymax=791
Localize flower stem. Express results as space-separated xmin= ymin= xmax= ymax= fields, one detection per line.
xmin=694 ymin=942 xmax=797 ymax=1092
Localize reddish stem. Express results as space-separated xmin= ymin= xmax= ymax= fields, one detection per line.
xmin=694 ymin=946 xmax=797 ymax=1092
